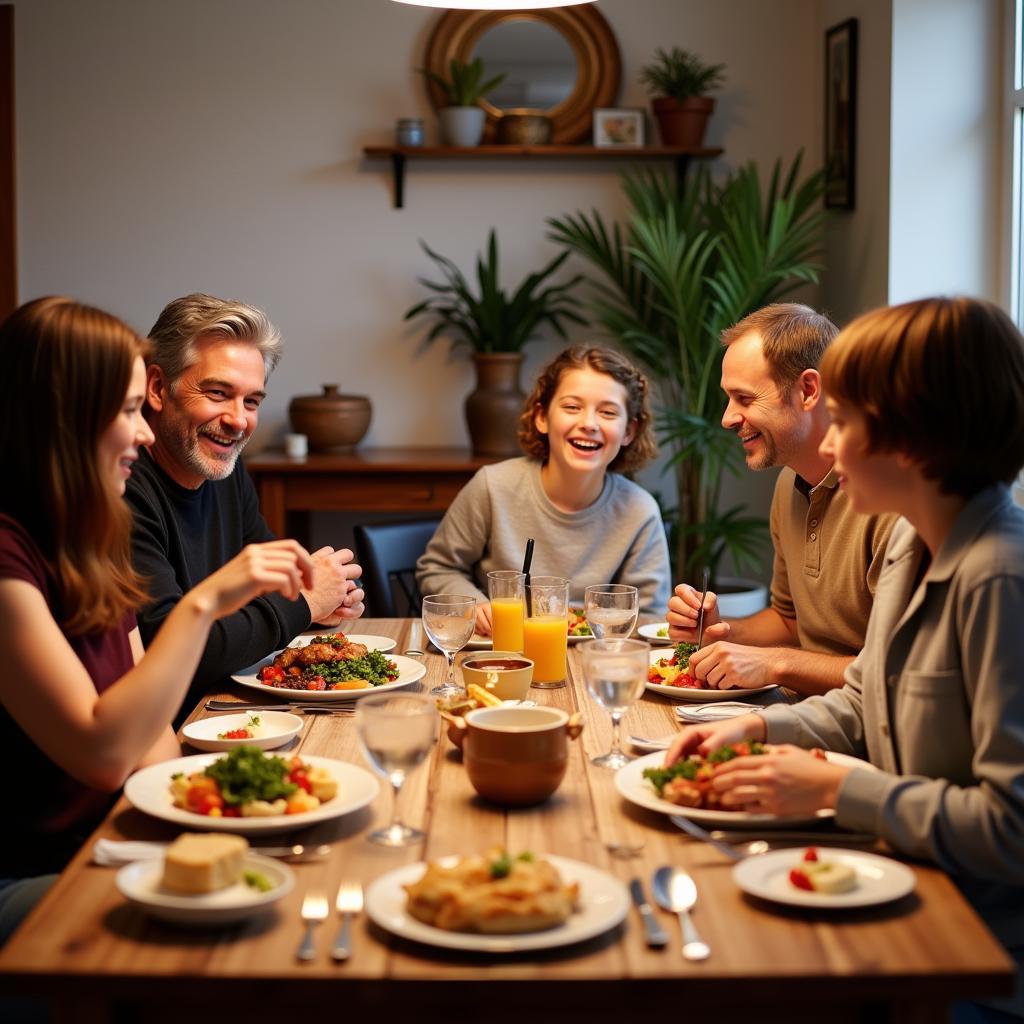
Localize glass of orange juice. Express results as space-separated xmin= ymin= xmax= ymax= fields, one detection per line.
xmin=487 ymin=570 xmax=525 ymax=652
xmin=523 ymin=576 xmax=570 ymax=688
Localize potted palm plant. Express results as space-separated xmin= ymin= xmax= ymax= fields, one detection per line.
xmin=419 ymin=58 xmax=506 ymax=147
xmin=547 ymin=154 xmax=826 ymax=591
xmin=640 ymin=47 xmax=725 ymax=147
xmin=404 ymin=230 xmax=585 ymax=457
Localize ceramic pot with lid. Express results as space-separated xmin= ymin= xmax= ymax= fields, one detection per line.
xmin=288 ymin=385 xmax=371 ymax=454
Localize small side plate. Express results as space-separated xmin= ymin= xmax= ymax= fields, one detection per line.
xmin=732 ymin=848 xmax=915 ymax=909
xmin=181 ymin=711 xmax=303 ymax=752
xmin=116 ymin=853 xmax=295 ymax=926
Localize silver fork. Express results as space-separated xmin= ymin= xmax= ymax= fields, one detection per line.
xmin=331 ymin=882 xmax=363 ymax=962
xmin=297 ymin=890 xmax=329 ymax=962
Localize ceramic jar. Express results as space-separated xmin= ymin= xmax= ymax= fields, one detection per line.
xmin=455 ymin=705 xmax=584 ymax=807
xmin=287 ymin=385 xmax=371 ymax=454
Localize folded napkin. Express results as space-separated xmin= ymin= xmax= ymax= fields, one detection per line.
xmin=674 ymin=701 xmax=766 ymax=723
xmin=93 ymin=839 xmax=167 ymax=866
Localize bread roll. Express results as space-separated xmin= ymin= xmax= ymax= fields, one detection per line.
xmin=161 ymin=833 xmax=249 ymax=894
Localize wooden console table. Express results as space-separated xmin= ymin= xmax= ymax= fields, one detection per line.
xmin=245 ymin=447 xmax=495 ymax=545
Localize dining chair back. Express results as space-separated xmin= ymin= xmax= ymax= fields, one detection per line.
xmin=353 ymin=518 xmax=442 ymax=617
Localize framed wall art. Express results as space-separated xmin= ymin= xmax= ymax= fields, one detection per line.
xmin=825 ymin=18 xmax=857 ymax=209
xmin=593 ymin=108 xmax=644 ymax=147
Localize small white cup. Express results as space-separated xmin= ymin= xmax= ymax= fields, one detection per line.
xmin=284 ymin=432 xmax=308 ymax=458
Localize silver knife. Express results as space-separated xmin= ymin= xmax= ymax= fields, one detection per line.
xmin=203 ymin=701 xmax=355 ymax=713
xmin=708 ymin=829 xmax=878 ymax=844
xmin=629 ymin=877 xmax=668 ymax=948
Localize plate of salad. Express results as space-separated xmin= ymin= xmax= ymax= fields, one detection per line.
xmin=231 ymin=647 xmax=426 ymax=701
xmin=124 ymin=747 xmax=380 ymax=834
xmin=646 ymin=644 xmax=777 ymax=701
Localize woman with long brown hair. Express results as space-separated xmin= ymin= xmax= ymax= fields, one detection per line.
xmin=0 ymin=297 xmax=313 ymax=940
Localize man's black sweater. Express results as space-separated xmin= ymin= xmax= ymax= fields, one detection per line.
xmin=125 ymin=448 xmax=311 ymax=721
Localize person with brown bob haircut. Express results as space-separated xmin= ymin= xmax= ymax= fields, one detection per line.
xmin=417 ymin=346 xmax=671 ymax=629
xmin=664 ymin=297 xmax=1024 ymax=1021
xmin=0 ymin=298 xmax=314 ymax=943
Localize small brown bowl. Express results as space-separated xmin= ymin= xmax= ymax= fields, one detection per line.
xmin=496 ymin=110 xmax=553 ymax=145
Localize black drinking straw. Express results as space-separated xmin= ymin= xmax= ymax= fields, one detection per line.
xmin=522 ymin=538 xmax=535 ymax=617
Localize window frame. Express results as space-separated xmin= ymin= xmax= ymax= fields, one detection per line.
xmin=1009 ymin=0 xmax=1024 ymax=324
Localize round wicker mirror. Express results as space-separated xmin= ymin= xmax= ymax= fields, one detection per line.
xmin=422 ymin=7 xmax=621 ymax=145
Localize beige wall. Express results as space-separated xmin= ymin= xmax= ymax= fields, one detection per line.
xmin=15 ymin=0 xmax=819 ymax=464
xmin=819 ymin=0 xmax=893 ymax=326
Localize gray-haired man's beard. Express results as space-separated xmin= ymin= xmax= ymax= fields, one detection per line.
xmin=178 ymin=427 xmax=250 ymax=481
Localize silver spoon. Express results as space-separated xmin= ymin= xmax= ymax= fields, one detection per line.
xmin=652 ymin=865 xmax=710 ymax=961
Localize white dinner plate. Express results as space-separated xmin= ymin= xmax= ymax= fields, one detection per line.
xmin=615 ymin=750 xmax=875 ymax=829
xmin=181 ymin=711 xmax=303 ymax=752
xmin=124 ymin=752 xmax=380 ymax=835
xmin=231 ymin=652 xmax=425 ymax=701
xmin=732 ymin=848 xmax=916 ymax=909
xmin=116 ymin=853 xmax=295 ymax=926
xmin=637 ymin=623 xmax=673 ymax=643
xmin=364 ymin=854 xmax=629 ymax=953
xmin=645 ymin=648 xmax=777 ymax=702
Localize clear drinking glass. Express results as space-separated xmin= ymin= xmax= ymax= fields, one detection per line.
xmin=487 ymin=570 xmax=526 ymax=653
xmin=581 ymin=638 xmax=650 ymax=769
xmin=523 ymin=575 xmax=570 ymax=688
xmin=422 ymin=594 xmax=477 ymax=699
xmin=584 ymin=584 xmax=639 ymax=640
xmin=356 ymin=692 xmax=437 ymax=847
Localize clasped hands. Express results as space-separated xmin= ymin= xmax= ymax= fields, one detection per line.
xmin=302 ymin=546 xmax=365 ymax=626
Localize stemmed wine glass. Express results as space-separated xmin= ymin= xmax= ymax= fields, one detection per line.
xmin=584 ymin=584 xmax=639 ymax=639
xmin=356 ymin=692 xmax=437 ymax=846
xmin=581 ymin=638 xmax=650 ymax=769
xmin=421 ymin=594 xmax=477 ymax=699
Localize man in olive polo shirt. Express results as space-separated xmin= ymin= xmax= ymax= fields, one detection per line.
xmin=667 ymin=303 xmax=896 ymax=696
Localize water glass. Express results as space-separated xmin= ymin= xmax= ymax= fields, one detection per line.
xmin=581 ymin=638 xmax=649 ymax=769
xmin=487 ymin=570 xmax=526 ymax=652
xmin=422 ymin=593 xmax=477 ymax=699
xmin=523 ymin=576 xmax=570 ymax=688
xmin=356 ymin=693 xmax=437 ymax=846
xmin=584 ymin=584 xmax=639 ymax=640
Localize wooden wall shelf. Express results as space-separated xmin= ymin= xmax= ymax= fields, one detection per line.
xmin=361 ymin=144 xmax=724 ymax=208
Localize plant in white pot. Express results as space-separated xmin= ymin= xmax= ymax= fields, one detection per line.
xmin=419 ymin=58 xmax=506 ymax=148
xmin=403 ymin=230 xmax=585 ymax=457
xmin=640 ymin=47 xmax=725 ymax=148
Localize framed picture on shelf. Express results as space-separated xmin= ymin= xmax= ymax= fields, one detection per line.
xmin=825 ymin=17 xmax=858 ymax=209
xmin=593 ymin=108 xmax=645 ymax=147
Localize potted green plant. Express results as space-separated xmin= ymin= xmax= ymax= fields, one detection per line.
xmin=547 ymin=155 xmax=825 ymax=592
xmin=419 ymin=58 xmax=506 ymax=147
xmin=639 ymin=47 xmax=725 ymax=148
xmin=404 ymin=230 xmax=585 ymax=457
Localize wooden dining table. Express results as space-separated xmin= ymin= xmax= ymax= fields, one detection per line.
xmin=0 ymin=619 xmax=1013 ymax=1023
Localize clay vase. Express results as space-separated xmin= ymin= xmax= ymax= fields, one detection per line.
xmin=464 ymin=353 xmax=525 ymax=458
xmin=651 ymin=96 xmax=715 ymax=147
xmin=288 ymin=385 xmax=371 ymax=454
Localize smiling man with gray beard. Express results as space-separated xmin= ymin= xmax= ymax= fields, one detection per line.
xmin=125 ymin=293 xmax=364 ymax=723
